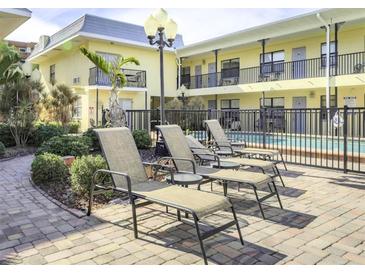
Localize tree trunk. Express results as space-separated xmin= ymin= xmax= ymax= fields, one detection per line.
xmin=109 ymin=88 xmax=126 ymax=127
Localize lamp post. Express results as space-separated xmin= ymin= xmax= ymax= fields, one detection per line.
xmin=144 ymin=8 xmax=177 ymax=125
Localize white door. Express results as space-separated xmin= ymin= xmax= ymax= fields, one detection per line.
xmin=292 ymin=47 xmax=306 ymax=79
xmin=208 ymin=63 xmax=216 ymax=87
xmin=195 ymin=65 xmax=202 ymax=88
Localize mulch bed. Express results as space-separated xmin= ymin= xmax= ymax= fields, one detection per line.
xmin=35 ymin=148 xmax=161 ymax=213
xmin=0 ymin=146 xmax=37 ymax=161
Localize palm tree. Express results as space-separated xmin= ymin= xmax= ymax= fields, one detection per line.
xmin=80 ymin=47 xmax=140 ymax=127
xmin=0 ymin=42 xmax=21 ymax=84
xmin=42 ymin=84 xmax=80 ymax=126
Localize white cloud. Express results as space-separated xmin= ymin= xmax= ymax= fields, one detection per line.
xmin=5 ymin=16 xmax=61 ymax=43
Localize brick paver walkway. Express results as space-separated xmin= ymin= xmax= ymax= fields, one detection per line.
xmin=1 ymin=155 xmax=365 ymax=265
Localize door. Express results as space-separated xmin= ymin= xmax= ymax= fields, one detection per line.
xmin=292 ymin=47 xmax=306 ymax=79
xmin=292 ymin=96 xmax=307 ymax=134
xmin=195 ymin=65 xmax=202 ymax=88
xmin=208 ymin=63 xmax=216 ymax=87
xmin=119 ymin=99 xmax=133 ymax=127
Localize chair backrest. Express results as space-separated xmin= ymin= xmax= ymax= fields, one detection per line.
xmin=94 ymin=127 xmax=148 ymax=189
xmin=156 ymin=125 xmax=196 ymax=172
xmin=204 ymin=119 xmax=231 ymax=148
xmin=186 ymin=135 xmax=216 ymax=162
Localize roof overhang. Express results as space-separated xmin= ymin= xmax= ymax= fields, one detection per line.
xmin=177 ymin=8 xmax=365 ymax=58
xmin=0 ymin=8 xmax=31 ymax=40
xmin=28 ymin=31 xmax=176 ymax=63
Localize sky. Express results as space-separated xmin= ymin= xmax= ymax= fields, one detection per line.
xmin=6 ymin=8 xmax=319 ymax=45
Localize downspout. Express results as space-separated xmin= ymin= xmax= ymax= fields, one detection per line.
xmin=316 ymin=13 xmax=331 ymax=109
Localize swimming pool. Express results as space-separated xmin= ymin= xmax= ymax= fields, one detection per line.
xmin=190 ymin=131 xmax=365 ymax=154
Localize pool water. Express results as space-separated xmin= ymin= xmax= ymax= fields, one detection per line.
xmin=191 ymin=131 xmax=365 ymax=154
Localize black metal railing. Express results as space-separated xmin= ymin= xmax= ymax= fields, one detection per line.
xmin=89 ymin=67 xmax=147 ymax=88
xmin=123 ymin=107 xmax=365 ymax=174
xmin=180 ymin=51 xmax=365 ymax=89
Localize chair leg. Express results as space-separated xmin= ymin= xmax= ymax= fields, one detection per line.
xmin=193 ymin=214 xmax=208 ymax=265
xmin=87 ymin=182 xmax=95 ymax=216
xmin=223 ymin=182 xmax=228 ymax=196
xmin=253 ymin=187 xmax=265 ymax=219
xmin=281 ymin=153 xmax=288 ymax=171
xmin=130 ymin=197 xmax=139 ymax=238
xmin=271 ymin=181 xmax=283 ymax=209
xmin=274 ymin=166 xmax=285 ymax=187
xmin=231 ymin=206 xmax=244 ymax=245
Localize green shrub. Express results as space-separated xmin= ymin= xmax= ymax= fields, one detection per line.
xmin=70 ymin=154 xmax=110 ymax=196
xmin=36 ymin=135 xmax=91 ymax=157
xmin=67 ymin=121 xmax=81 ymax=134
xmin=32 ymin=123 xmax=65 ymax=146
xmin=0 ymin=141 xmax=5 ymax=156
xmin=0 ymin=123 xmax=15 ymax=147
xmin=82 ymin=127 xmax=100 ymax=151
xmin=31 ymin=153 xmax=69 ymax=186
xmin=132 ymin=130 xmax=151 ymax=149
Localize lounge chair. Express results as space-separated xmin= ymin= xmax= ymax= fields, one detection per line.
xmin=156 ymin=125 xmax=283 ymax=219
xmin=204 ymin=119 xmax=288 ymax=170
xmin=185 ymin=135 xmax=285 ymax=187
xmin=88 ymin=127 xmax=244 ymax=265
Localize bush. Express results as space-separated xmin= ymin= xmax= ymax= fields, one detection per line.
xmin=36 ymin=135 xmax=91 ymax=157
xmin=67 ymin=121 xmax=80 ymax=134
xmin=31 ymin=153 xmax=69 ymax=186
xmin=0 ymin=123 xmax=15 ymax=147
xmin=82 ymin=127 xmax=100 ymax=151
xmin=132 ymin=130 xmax=151 ymax=149
xmin=70 ymin=155 xmax=110 ymax=196
xmin=0 ymin=141 xmax=5 ymax=156
xmin=32 ymin=123 xmax=65 ymax=146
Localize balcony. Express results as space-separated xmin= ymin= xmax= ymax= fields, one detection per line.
xmin=181 ymin=51 xmax=365 ymax=90
xmin=89 ymin=67 xmax=147 ymax=88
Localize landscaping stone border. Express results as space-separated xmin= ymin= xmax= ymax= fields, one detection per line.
xmin=28 ymin=177 xmax=86 ymax=218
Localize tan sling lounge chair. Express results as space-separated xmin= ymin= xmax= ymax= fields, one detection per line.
xmin=156 ymin=125 xmax=283 ymax=219
xmin=185 ymin=135 xmax=285 ymax=187
xmin=88 ymin=127 xmax=244 ymax=264
xmin=204 ymin=119 xmax=288 ymax=171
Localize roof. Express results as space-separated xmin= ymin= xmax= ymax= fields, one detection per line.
xmin=177 ymin=8 xmax=365 ymax=58
xmin=29 ymin=14 xmax=184 ymax=60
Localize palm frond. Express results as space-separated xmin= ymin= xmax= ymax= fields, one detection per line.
xmin=79 ymin=47 xmax=111 ymax=75
xmin=118 ymin=56 xmax=140 ymax=67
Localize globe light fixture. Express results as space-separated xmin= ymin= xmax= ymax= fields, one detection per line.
xmin=144 ymin=8 xmax=177 ymax=124
xmin=21 ymin=62 xmax=33 ymax=77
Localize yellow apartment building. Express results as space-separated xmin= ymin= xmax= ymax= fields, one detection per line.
xmin=177 ymin=9 xmax=365 ymax=111
xmin=28 ymin=14 xmax=183 ymax=130
xmin=28 ymin=9 xmax=365 ymax=131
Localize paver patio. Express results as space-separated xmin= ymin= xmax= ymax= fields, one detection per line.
xmin=0 ymin=155 xmax=365 ymax=265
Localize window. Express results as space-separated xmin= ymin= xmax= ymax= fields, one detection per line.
xmin=73 ymin=98 xmax=82 ymax=119
xmin=320 ymin=95 xmax=336 ymax=108
xmin=221 ymin=99 xmax=240 ymax=109
xmin=50 ymin=64 xmax=55 ymax=83
xmin=321 ymin=41 xmax=337 ymax=67
xmin=260 ymin=50 xmax=285 ymax=74
xmin=221 ymin=58 xmax=239 ymax=85
xmin=260 ymin=97 xmax=285 ymax=108
xmin=19 ymin=47 xmax=26 ymax=53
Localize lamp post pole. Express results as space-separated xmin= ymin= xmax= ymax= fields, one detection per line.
xmin=158 ymin=28 xmax=166 ymax=125
xmin=145 ymin=9 xmax=177 ymax=125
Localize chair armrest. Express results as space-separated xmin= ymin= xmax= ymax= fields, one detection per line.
xmin=158 ymin=156 xmax=196 ymax=174
xmin=215 ymin=144 xmax=234 ymax=154
xmin=93 ymin=169 xmax=132 ymax=197
xmin=192 ymin=152 xmax=221 ymax=166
